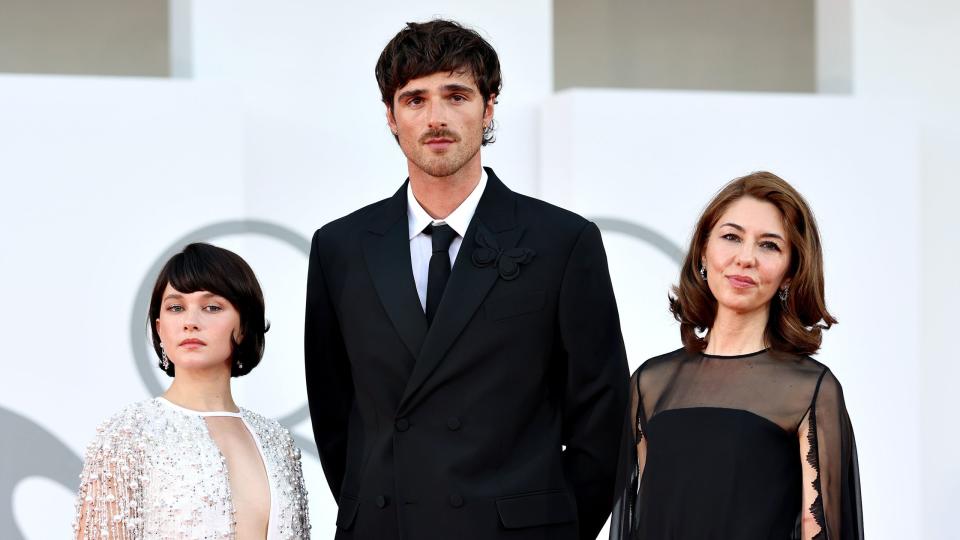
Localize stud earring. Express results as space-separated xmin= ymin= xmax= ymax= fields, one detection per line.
xmin=699 ymin=264 xmax=707 ymax=281
xmin=160 ymin=344 xmax=170 ymax=371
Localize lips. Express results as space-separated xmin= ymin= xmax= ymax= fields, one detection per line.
xmin=424 ymin=138 xmax=455 ymax=151
xmin=726 ymin=275 xmax=757 ymax=288
xmin=179 ymin=338 xmax=206 ymax=347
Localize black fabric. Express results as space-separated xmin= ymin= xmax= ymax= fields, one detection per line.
xmin=424 ymin=223 xmax=458 ymax=325
xmin=305 ymin=168 xmax=630 ymax=540
xmin=610 ymin=348 xmax=864 ymax=540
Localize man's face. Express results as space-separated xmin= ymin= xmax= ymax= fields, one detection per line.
xmin=386 ymin=69 xmax=494 ymax=178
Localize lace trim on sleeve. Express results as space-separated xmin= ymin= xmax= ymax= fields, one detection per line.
xmin=805 ymin=369 xmax=829 ymax=540
xmin=805 ymin=403 xmax=827 ymax=540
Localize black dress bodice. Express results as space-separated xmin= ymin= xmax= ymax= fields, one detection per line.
xmin=611 ymin=348 xmax=864 ymax=540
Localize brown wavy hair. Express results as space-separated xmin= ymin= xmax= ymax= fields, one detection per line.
xmin=669 ymin=171 xmax=837 ymax=355
xmin=375 ymin=19 xmax=502 ymax=145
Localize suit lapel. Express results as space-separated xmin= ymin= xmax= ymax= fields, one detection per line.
xmin=362 ymin=182 xmax=428 ymax=363
xmin=398 ymin=169 xmax=521 ymax=415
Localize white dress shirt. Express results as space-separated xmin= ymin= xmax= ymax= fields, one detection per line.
xmin=407 ymin=169 xmax=488 ymax=312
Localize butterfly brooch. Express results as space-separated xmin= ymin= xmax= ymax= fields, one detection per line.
xmin=471 ymin=227 xmax=535 ymax=281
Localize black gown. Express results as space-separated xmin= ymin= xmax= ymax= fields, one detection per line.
xmin=610 ymin=348 xmax=864 ymax=540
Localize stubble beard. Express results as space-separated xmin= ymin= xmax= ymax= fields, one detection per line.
xmin=416 ymin=145 xmax=480 ymax=178
xmin=404 ymin=128 xmax=482 ymax=179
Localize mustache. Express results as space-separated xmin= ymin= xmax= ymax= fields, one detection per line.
xmin=418 ymin=129 xmax=461 ymax=143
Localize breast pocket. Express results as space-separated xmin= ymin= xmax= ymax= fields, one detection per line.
xmin=484 ymin=290 xmax=547 ymax=321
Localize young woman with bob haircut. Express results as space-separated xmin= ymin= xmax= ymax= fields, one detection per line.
xmin=73 ymin=243 xmax=310 ymax=539
xmin=611 ymin=172 xmax=864 ymax=540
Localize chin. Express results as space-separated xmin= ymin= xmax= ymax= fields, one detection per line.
xmin=420 ymin=160 xmax=463 ymax=178
xmin=172 ymin=358 xmax=230 ymax=372
xmin=717 ymin=296 xmax=763 ymax=315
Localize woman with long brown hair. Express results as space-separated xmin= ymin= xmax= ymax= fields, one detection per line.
xmin=611 ymin=172 xmax=863 ymax=539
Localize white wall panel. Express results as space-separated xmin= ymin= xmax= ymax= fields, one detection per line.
xmin=0 ymin=74 xmax=245 ymax=538
xmin=852 ymin=3 xmax=960 ymax=536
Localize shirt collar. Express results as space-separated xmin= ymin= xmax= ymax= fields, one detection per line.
xmin=407 ymin=168 xmax=488 ymax=240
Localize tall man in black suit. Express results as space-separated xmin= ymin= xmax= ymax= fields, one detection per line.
xmin=305 ymin=19 xmax=629 ymax=540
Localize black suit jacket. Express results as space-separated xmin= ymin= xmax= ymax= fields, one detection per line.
xmin=305 ymin=168 xmax=629 ymax=540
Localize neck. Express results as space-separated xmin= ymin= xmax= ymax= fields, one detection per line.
xmin=163 ymin=365 xmax=238 ymax=412
xmin=408 ymin=154 xmax=483 ymax=219
xmin=704 ymin=305 xmax=769 ymax=356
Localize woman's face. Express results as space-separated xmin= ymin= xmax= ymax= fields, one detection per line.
xmin=702 ymin=196 xmax=792 ymax=317
xmin=155 ymin=284 xmax=241 ymax=373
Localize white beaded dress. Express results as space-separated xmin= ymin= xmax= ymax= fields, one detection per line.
xmin=73 ymin=397 xmax=311 ymax=539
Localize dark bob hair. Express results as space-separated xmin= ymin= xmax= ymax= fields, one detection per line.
xmin=669 ymin=171 xmax=837 ymax=355
xmin=375 ymin=18 xmax=502 ymax=146
xmin=148 ymin=242 xmax=267 ymax=377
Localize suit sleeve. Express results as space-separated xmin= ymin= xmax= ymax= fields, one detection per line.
xmin=557 ymin=221 xmax=630 ymax=540
xmin=304 ymin=228 xmax=354 ymax=501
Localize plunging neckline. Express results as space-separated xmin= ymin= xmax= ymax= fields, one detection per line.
xmin=157 ymin=397 xmax=279 ymax=539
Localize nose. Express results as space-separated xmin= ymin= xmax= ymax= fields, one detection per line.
xmin=427 ymin=102 xmax=448 ymax=130
xmin=735 ymin=243 xmax=757 ymax=268
xmin=182 ymin=310 xmax=200 ymax=331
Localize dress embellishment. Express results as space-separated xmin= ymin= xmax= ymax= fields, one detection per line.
xmin=73 ymin=398 xmax=310 ymax=539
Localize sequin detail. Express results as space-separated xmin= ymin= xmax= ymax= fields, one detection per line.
xmin=73 ymin=398 xmax=310 ymax=539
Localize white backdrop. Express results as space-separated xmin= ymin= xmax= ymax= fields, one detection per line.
xmin=0 ymin=2 xmax=950 ymax=538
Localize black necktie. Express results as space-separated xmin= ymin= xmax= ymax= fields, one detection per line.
xmin=424 ymin=223 xmax=458 ymax=325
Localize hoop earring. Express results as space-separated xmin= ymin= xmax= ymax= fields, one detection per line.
xmin=699 ymin=264 xmax=707 ymax=281
xmin=160 ymin=344 xmax=170 ymax=371
xmin=779 ymin=285 xmax=789 ymax=304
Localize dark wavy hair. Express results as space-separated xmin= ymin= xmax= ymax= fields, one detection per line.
xmin=148 ymin=242 xmax=268 ymax=377
xmin=669 ymin=171 xmax=837 ymax=355
xmin=375 ymin=19 xmax=502 ymax=145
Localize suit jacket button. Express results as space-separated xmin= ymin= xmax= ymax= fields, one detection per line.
xmin=446 ymin=417 xmax=461 ymax=431
xmin=449 ymin=494 xmax=464 ymax=508
xmin=375 ymin=495 xmax=388 ymax=508
xmin=395 ymin=418 xmax=409 ymax=432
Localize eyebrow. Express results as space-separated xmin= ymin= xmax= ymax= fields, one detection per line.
xmin=718 ymin=222 xmax=785 ymax=241
xmin=396 ymin=88 xmax=426 ymax=102
xmin=442 ymin=84 xmax=476 ymax=95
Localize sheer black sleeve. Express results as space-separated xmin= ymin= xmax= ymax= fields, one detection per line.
xmin=610 ymin=369 xmax=645 ymax=540
xmin=799 ymin=369 xmax=864 ymax=540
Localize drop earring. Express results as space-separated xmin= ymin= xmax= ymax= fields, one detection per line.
xmin=699 ymin=264 xmax=707 ymax=281
xmin=160 ymin=344 xmax=170 ymax=370
xmin=779 ymin=285 xmax=789 ymax=304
